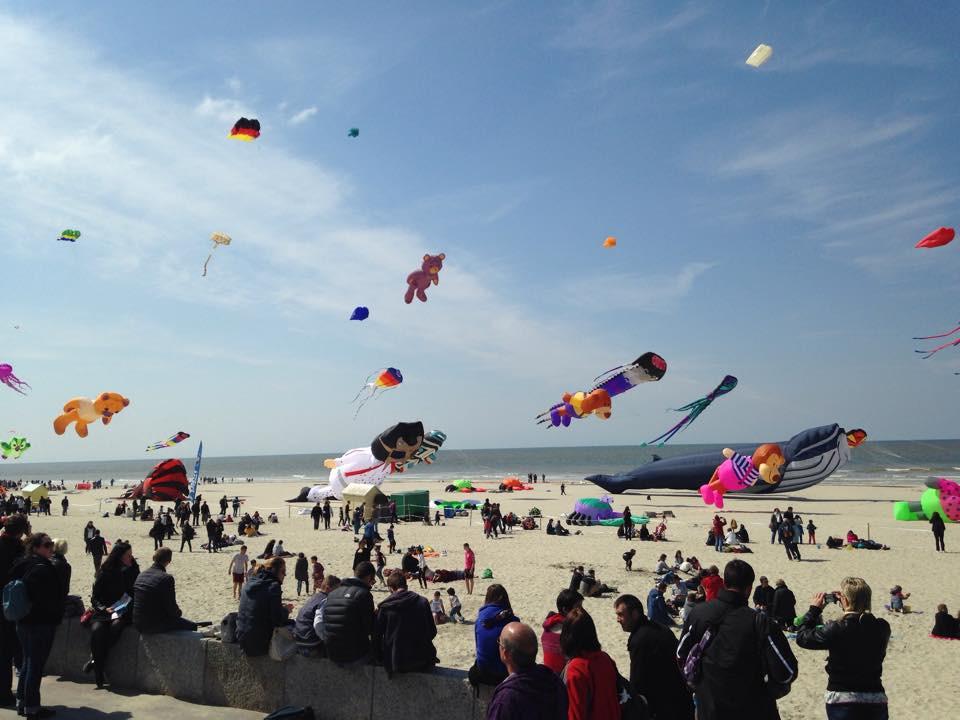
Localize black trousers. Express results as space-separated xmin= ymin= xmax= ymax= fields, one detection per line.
xmin=90 ymin=616 xmax=129 ymax=685
xmin=935 ymin=532 xmax=945 ymax=552
xmin=180 ymin=538 xmax=192 ymax=552
xmin=0 ymin=618 xmax=21 ymax=698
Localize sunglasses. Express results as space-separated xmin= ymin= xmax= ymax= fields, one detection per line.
xmin=42 ymin=541 xmax=55 ymax=549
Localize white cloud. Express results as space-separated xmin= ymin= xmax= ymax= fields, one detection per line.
xmin=289 ymin=106 xmax=318 ymax=125
xmin=552 ymin=0 xmax=705 ymax=53
xmin=194 ymin=95 xmax=253 ymax=123
xmin=225 ymin=76 xmax=243 ymax=93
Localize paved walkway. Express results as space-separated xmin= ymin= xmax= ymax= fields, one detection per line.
xmin=9 ymin=676 xmax=264 ymax=719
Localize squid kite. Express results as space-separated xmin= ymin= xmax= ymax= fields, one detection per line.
xmin=229 ymin=117 xmax=260 ymax=141
xmin=914 ymin=323 xmax=960 ymax=359
xmin=203 ymin=232 xmax=232 ymax=277
xmin=643 ymin=375 xmax=738 ymax=446
xmin=536 ymin=352 xmax=667 ymax=428
xmin=352 ymin=367 xmax=403 ymax=418
xmin=146 ymin=431 xmax=191 ymax=452
xmin=0 ymin=364 xmax=30 ymax=395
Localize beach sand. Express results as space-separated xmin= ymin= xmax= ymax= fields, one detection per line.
xmin=34 ymin=478 xmax=960 ymax=719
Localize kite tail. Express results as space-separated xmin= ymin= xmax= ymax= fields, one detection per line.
xmin=352 ymin=388 xmax=381 ymax=420
xmin=914 ymin=337 xmax=960 ymax=359
xmin=913 ymin=324 xmax=960 ymax=340
xmin=202 ymin=252 xmax=213 ymax=277
xmin=643 ymin=401 xmax=711 ymax=446
xmin=3 ymin=376 xmax=30 ymax=395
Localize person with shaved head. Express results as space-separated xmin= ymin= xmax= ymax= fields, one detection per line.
xmin=485 ymin=622 xmax=567 ymax=720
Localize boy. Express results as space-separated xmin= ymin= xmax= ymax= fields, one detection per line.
xmin=387 ymin=524 xmax=396 ymax=554
xmin=622 ymin=548 xmax=636 ymax=571
xmin=447 ymin=587 xmax=465 ymax=623
xmin=229 ymin=545 xmax=249 ymax=600
xmin=311 ymin=555 xmax=324 ymax=593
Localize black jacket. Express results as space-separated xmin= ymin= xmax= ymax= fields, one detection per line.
xmin=772 ymin=586 xmax=796 ymax=624
xmin=0 ymin=532 xmax=25 ymax=592
xmin=752 ymin=584 xmax=775 ymax=609
xmin=627 ymin=618 xmax=693 ymax=719
xmin=932 ymin=611 xmax=960 ymax=638
xmin=92 ymin=565 xmax=132 ymax=613
xmin=931 ymin=514 xmax=946 ymax=534
xmin=310 ymin=505 xmax=322 ymax=520
xmin=796 ymin=607 xmax=889 ymax=693
xmin=51 ymin=552 xmax=71 ymax=596
xmin=400 ymin=553 xmax=418 ymax=574
xmin=294 ymin=558 xmax=308 ymax=582
xmin=373 ymin=589 xmax=438 ymax=675
xmin=89 ymin=536 xmax=107 ymax=558
xmin=9 ymin=555 xmax=65 ymax=625
xmin=678 ymin=589 xmax=796 ymax=720
xmin=294 ymin=591 xmax=328 ymax=647
xmin=132 ymin=563 xmax=183 ymax=633
xmin=182 ymin=524 xmax=195 ymax=540
xmin=236 ymin=570 xmax=289 ymax=656
xmin=323 ymin=577 xmax=374 ymax=663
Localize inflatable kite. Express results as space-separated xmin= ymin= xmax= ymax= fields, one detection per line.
xmin=643 ymin=375 xmax=738 ymax=446
xmin=405 ymin=253 xmax=445 ymax=304
xmin=700 ymin=444 xmax=785 ymax=509
xmin=603 ymin=237 xmax=617 ymax=248
xmin=914 ymin=323 xmax=960 ymax=359
xmin=122 ymin=459 xmax=189 ymax=501
xmin=0 ymin=364 xmax=30 ymax=395
xmin=57 ymin=229 xmax=80 ymax=242
xmin=348 ymin=128 xmax=359 ymax=138
xmin=915 ymin=227 xmax=955 ymax=249
xmin=0 ymin=437 xmax=30 ymax=460
xmin=846 ymin=429 xmax=867 ymax=447
xmin=501 ymin=477 xmax=532 ymax=491
xmin=893 ymin=478 xmax=960 ymax=523
xmin=588 ymin=424 xmax=863 ymax=495
xmin=446 ymin=479 xmax=485 ymax=493
xmin=350 ymin=306 xmax=369 ymax=321
xmin=351 ymin=368 xmax=403 ymax=418
xmin=203 ymin=232 xmax=232 ymax=277
xmin=53 ymin=392 xmax=130 ymax=438
xmin=536 ymin=352 xmax=667 ymax=428
xmin=434 ymin=499 xmax=479 ymax=510
xmin=746 ymin=44 xmax=773 ymax=67
xmin=228 ymin=117 xmax=260 ymax=141
xmin=146 ymin=431 xmax=190 ymax=452
xmin=286 ymin=422 xmax=446 ymax=501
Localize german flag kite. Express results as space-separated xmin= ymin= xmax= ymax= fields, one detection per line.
xmin=228 ymin=117 xmax=260 ymax=142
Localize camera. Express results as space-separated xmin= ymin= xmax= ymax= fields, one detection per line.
xmin=824 ymin=592 xmax=839 ymax=604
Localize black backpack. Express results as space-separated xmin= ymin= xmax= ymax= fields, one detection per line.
xmin=754 ymin=612 xmax=797 ymax=699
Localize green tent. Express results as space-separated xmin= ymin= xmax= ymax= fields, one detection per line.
xmin=390 ymin=490 xmax=430 ymax=520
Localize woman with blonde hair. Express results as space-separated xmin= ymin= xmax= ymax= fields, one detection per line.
xmin=51 ymin=539 xmax=71 ymax=595
xmin=797 ymin=577 xmax=891 ymax=719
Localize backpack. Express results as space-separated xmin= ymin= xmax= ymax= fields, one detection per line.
xmin=2 ymin=578 xmax=32 ymax=622
xmin=681 ymin=605 xmax=735 ymax=689
xmin=754 ymin=612 xmax=796 ymax=699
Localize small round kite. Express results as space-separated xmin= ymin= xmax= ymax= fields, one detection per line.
xmin=58 ymin=229 xmax=80 ymax=242
xmin=603 ymin=237 xmax=617 ymax=248
xmin=229 ymin=117 xmax=260 ymax=141
xmin=203 ymin=232 xmax=232 ymax=277
xmin=350 ymin=306 xmax=369 ymax=321
xmin=348 ymin=128 xmax=359 ymax=138
xmin=0 ymin=364 xmax=30 ymax=395
xmin=746 ymin=44 xmax=773 ymax=68
xmin=915 ymin=227 xmax=955 ymax=249
xmin=351 ymin=367 xmax=403 ymax=418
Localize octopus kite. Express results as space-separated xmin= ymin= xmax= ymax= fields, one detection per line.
xmin=914 ymin=323 xmax=960 ymax=359
xmin=53 ymin=392 xmax=130 ymax=438
xmin=0 ymin=364 xmax=30 ymax=395
xmin=351 ymin=368 xmax=403 ymax=418
xmin=536 ymin=352 xmax=667 ymax=428
xmin=203 ymin=232 xmax=232 ymax=277
xmin=643 ymin=375 xmax=738 ymax=446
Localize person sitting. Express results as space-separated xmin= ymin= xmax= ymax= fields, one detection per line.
xmin=568 ymin=566 xmax=584 ymax=593
xmin=294 ymin=575 xmax=342 ymax=655
xmin=258 ymin=539 xmax=275 ymax=559
xmin=323 ymin=562 xmax=376 ymax=664
xmin=471 ymin=584 xmax=519 ymax=687
xmin=374 ymin=573 xmax=438 ymax=675
xmin=638 ymin=524 xmax=651 ymax=541
xmin=655 ymin=554 xmax=670 ymax=575
xmin=236 ymin=557 xmax=292 ymax=657
xmin=646 ymin=582 xmax=673 ymax=627
xmin=846 ymin=530 xmax=859 ymax=545
xmin=485 ymin=622 xmax=568 ymax=719
xmin=652 ymin=521 xmax=667 ymax=541
xmin=85 ymin=541 xmax=138 ymax=688
xmin=132 ymin=547 xmax=198 ymax=633
xmin=579 ymin=569 xmax=617 ymax=598
xmin=736 ymin=523 xmax=750 ymax=544
xmin=545 ymin=519 xmax=556 ymax=535
xmin=932 ymin=604 xmax=960 ymax=639
xmin=772 ymin=579 xmax=797 ymax=630
xmin=889 ymin=585 xmax=910 ymax=613
xmin=554 ymin=520 xmax=570 ymax=536
xmin=752 ymin=575 xmax=775 ymax=612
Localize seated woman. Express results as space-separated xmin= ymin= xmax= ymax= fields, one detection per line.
xmin=724 ymin=528 xmax=741 ymax=547
xmin=555 ymin=520 xmax=570 ymax=536
xmin=638 ymin=524 xmax=651 ymax=541
xmin=546 ymin=519 xmax=556 ymax=535
xmin=579 ymin=569 xmax=617 ymax=598
xmin=932 ymin=604 xmax=960 ymax=639
xmin=470 ymin=584 xmax=519 ymax=687
xmin=653 ymin=521 xmax=667 ymax=541
xmin=258 ymin=539 xmax=276 ymax=559
xmin=846 ymin=530 xmax=859 ymax=544
xmin=736 ymin=524 xmax=750 ymax=543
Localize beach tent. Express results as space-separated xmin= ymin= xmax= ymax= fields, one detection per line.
xmin=389 ymin=489 xmax=430 ymax=520
xmin=21 ymin=483 xmax=49 ymax=503
xmin=341 ymin=483 xmax=389 ymax=521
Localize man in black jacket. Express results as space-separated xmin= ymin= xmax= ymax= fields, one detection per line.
xmin=323 ymin=561 xmax=375 ymax=664
xmin=133 ymin=548 xmax=197 ymax=633
xmin=615 ymin=594 xmax=693 ymax=719
xmin=311 ymin=503 xmax=322 ymax=531
xmin=677 ymin=559 xmax=797 ymax=720
xmin=0 ymin=514 xmax=29 ymax=707
xmin=89 ymin=530 xmax=108 ymax=573
xmin=374 ymin=573 xmax=437 ymax=675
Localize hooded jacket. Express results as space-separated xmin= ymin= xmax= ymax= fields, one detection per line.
xmin=796 ymin=606 xmax=889 ymax=693
xmin=9 ymin=555 xmax=65 ymax=625
xmin=485 ymin=663 xmax=567 ymax=720
xmin=0 ymin=532 xmax=25 ymax=592
xmin=540 ymin=612 xmax=565 ymax=673
xmin=323 ymin=577 xmax=374 ymax=663
xmin=772 ymin=586 xmax=797 ymax=625
xmin=236 ymin=570 xmax=289 ymax=656
xmin=374 ymin=589 xmax=437 ymax=675
xmin=627 ymin=618 xmax=693 ymax=720
xmin=475 ymin=603 xmax=519 ymax=676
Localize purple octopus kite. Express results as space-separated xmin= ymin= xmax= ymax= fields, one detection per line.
xmin=0 ymin=364 xmax=30 ymax=395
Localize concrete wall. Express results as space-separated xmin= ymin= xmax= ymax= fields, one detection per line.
xmin=44 ymin=618 xmax=489 ymax=719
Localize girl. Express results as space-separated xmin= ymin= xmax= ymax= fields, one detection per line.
xmin=430 ymin=591 xmax=447 ymax=625
xmin=374 ymin=545 xmax=386 ymax=586
xmin=447 ymin=588 xmax=465 ymax=623
xmin=310 ymin=556 xmax=324 ymax=594
xmin=806 ymin=519 xmax=817 ymax=544
xmin=889 ymin=585 xmax=910 ymax=613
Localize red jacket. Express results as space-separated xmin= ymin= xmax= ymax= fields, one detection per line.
xmin=701 ymin=574 xmax=723 ymax=601
xmin=540 ymin=612 xmax=565 ymax=674
xmin=564 ymin=650 xmax=620 ymax=720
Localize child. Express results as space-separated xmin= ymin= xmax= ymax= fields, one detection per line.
xmin=434 ymin=509 xmax=442 ymax=526
xmin=294 ymin=552 xmax=309 ymax=596
xmin=387 ymin=524 xmax=397 ymax=554
xmin=483 ymin=515 xmax=493 ymax=539
xmin=622 ymin=548 xmax=636 ymax=571
xmin=246 ymin=558 xmax=258 ymax=581
xmin=310 ymin=555 xmax=324 ymax=594
xmin=447 ymin=587 xmax=465 ymax=623
xmin=674 ymin=550 xmax=683 ymax=568
xmin=655 ymin=553 xmax=671 ymax=575
xmin=806 ymin=519 xmax=817 ymax=544
xmin=374 ymin=545 xmax=386 ymax=586
xmin=430 ymin=591 xmax=447 ymax=625
xmin=890 ymin=585 xmax=911 ymax=613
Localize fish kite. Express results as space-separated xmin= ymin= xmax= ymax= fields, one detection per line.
xmin=0 ymin=364 xmax=30 ymax=395
xmin=0 ymin=436 xmax=30 ymax=460
xmin=603 ymin=237 xmax=617 ymax=248
xmin=745 ymin=44 xmax=773 ymax=68
xmin=146 ymin=431 xmax=191 ymax=452
xmin=536 ymin=352 xmax=667 ymax=428
xmin=229 ymin=117 xmax=260 ymax=141
xmin=915 ymin=227 xmax=955 ymax=249
xmin=350 ymin=306 xmax=369 ymax=321
xmin=352 ymin=368 xmax=403 ymax=418
xmin=58 ymin=229 xmax=80 ymax=242
xmin=53 ymin=392 xmax=130 ymax=438
xmin=643 ymin=375 xmax=738 ymax=446
xmin=348 ymin=128 xmax=359 ymax=138
xmin=203 ymin=232 xmax=232 ymax=277
xmin=914 ymin=323 xmax=960 ymax=359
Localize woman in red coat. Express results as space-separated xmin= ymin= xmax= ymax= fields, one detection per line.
xmin=560 ymin=608 xmax=620 ymax=720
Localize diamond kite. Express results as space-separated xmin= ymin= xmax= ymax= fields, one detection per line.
xmin=746 ymin=44 xmax=773 ymax=68
xmin=146 ymin=431 xmax=191 ymax=452
xmin=229 ymin=117 xmax=260 ymax=141
xmin=644 ymin=375 xmax=738 ymax=446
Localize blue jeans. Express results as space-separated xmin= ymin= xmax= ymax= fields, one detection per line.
xmin=15 ymin=623 xmax=56 ymax=714
xmin=826 ymin=704 xmax=888 ymax=720
xmin=714 ymin=535 xmax=724 ymax=552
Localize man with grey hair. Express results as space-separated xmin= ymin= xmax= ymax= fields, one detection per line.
xmin=485 ymin=622 xmax=567 ymax=719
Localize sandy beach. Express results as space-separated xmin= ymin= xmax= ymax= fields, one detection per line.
xmin=30 ymin=478 xmax=960 ymax=719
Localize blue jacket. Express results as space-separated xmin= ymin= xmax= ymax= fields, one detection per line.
xmin=646 ymin=588 xmax=672 ymax=627
xmin=475 ymin=603 xmax=518 ymax=676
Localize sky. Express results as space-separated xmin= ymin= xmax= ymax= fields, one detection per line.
xmin=0 ymin=1 xmax=958 ymax=463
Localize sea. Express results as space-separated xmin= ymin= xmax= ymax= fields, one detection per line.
xmin=2 ymin=439 xmax=959 ymax=490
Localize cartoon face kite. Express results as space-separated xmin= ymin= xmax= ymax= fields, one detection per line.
xmin=643 ymin=375 xmax=738 ymax=446
xmin=536 ymin=352 xmax=667 ymax=428
xmin=915 ymin=227 xmax=955 ymax=249
xmin=352 ymin=368 xmax=403 ymax=418
xmin=53 ymin=392 xmax=130 ymax=438
xmin=229 ymin=117 xmax=260 ymax=141
xmin=203 ymin=232 xmax=232 ymax=277
xmin=405 ymin=253 xmax=445 ymax=303
xmin=58 ymin=229 xmax=80 ymax=242
xmin=0 ymin=436 xmax=31 ymax=460
xmin=146 ymin=431 xmax=191 ymax=452
xmin=0 ymin=364 xmax=30 ymax=395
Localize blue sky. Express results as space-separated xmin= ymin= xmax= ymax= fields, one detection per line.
xmin=1 ymin=1 xmax=958 ymax=462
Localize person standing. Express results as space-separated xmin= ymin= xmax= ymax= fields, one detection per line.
xmin=150 ymin=516 xmax=165 ymax=550
xmin=797 ymin=578 xmax=890 ymax=719
xmin=463 ymin=543 xmax=476 ymax=596
xmin=712 ymin=515 xmax=726 ymax=552
xmin=179 ymin=522 xmax=195 ymax=552
xmin=615 ymin=594 xmax=694 ymax=720
xmin=191 ymin=497 xmax=201 ymax=526
xmin=485 ymin=622 xmax=567 ymax=720
xmin=83 ymin=521 xmax=96 ymax=554
xmin=89 ymin=529 xmax=107 ymax=573
xmin=200 ymin=500 xmax=211 ymax=524
xmin=560 ymin=483 xmax=566 ymax=496
xmin=322 ymin=499 xmax=332 ymax=530
xmin=229 ymin=546 xmax=249 ymax=600
xmin=931 ymin=511 xmax=946 ymax=552
xmin=374 ymin=546 xmax=386 ymax=587
xmin=678 ymin=559 xmax=797 ymax=720
xmin=769 ymin=508 xmax=782 ymax=544
xmin=205 ymin=517 xmax=218 ymax=553
xmin=807 ymin=518 xmax=818 ymax=545
xmin=772 ymin=579 xmax=797 ymax=630
xmin=0 ymin=514 xmax=29 ymax=707
xmin=294 ymin=552 xmax=309 ymax=596
xmin=311 ymin=502 xmax=322 ymax=531
xmin=60 ymin=496 xmax=69 ymax=516
xmin=560 ymin=609 xmax=620 ymax=719
xmin=232 ymin=496 xmax=241 ymax=517
xmin=219 ymin=495 xmax=228 ymax=517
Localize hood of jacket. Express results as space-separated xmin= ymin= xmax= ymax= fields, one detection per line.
xmin=245 ymin=570 xmax=279 ymax=596
xmin=490 ymin=664 xmax=566 ymax=710
xmin=542 ymin=611 xmax=564 ymax=631
xmin=379 ymin=589 xmax=424 ymax=613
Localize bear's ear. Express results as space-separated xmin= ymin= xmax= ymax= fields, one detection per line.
xmin=100 ymin=393 xmax=110 ymax=401
xmin=438 ymin=253 xmax=445 ymax=260
xmin=423 ymin=254 xmax=430 ymax=261
xmin=123 ymin=398 xmax=130 ymax=407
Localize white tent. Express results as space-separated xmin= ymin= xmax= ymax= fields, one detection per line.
xmin=341 ymin=483 xmax=389 ymax=521
xmin=21 ymin=483 xmax=49 ymax=503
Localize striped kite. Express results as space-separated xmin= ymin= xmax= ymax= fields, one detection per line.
xmin=229 ymin=117 xmax=260 ymax=141
xmin=146 ymin=431 xmax=191 ymax=452
xmin=351 ymin=367 xmax=403 ymax=418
